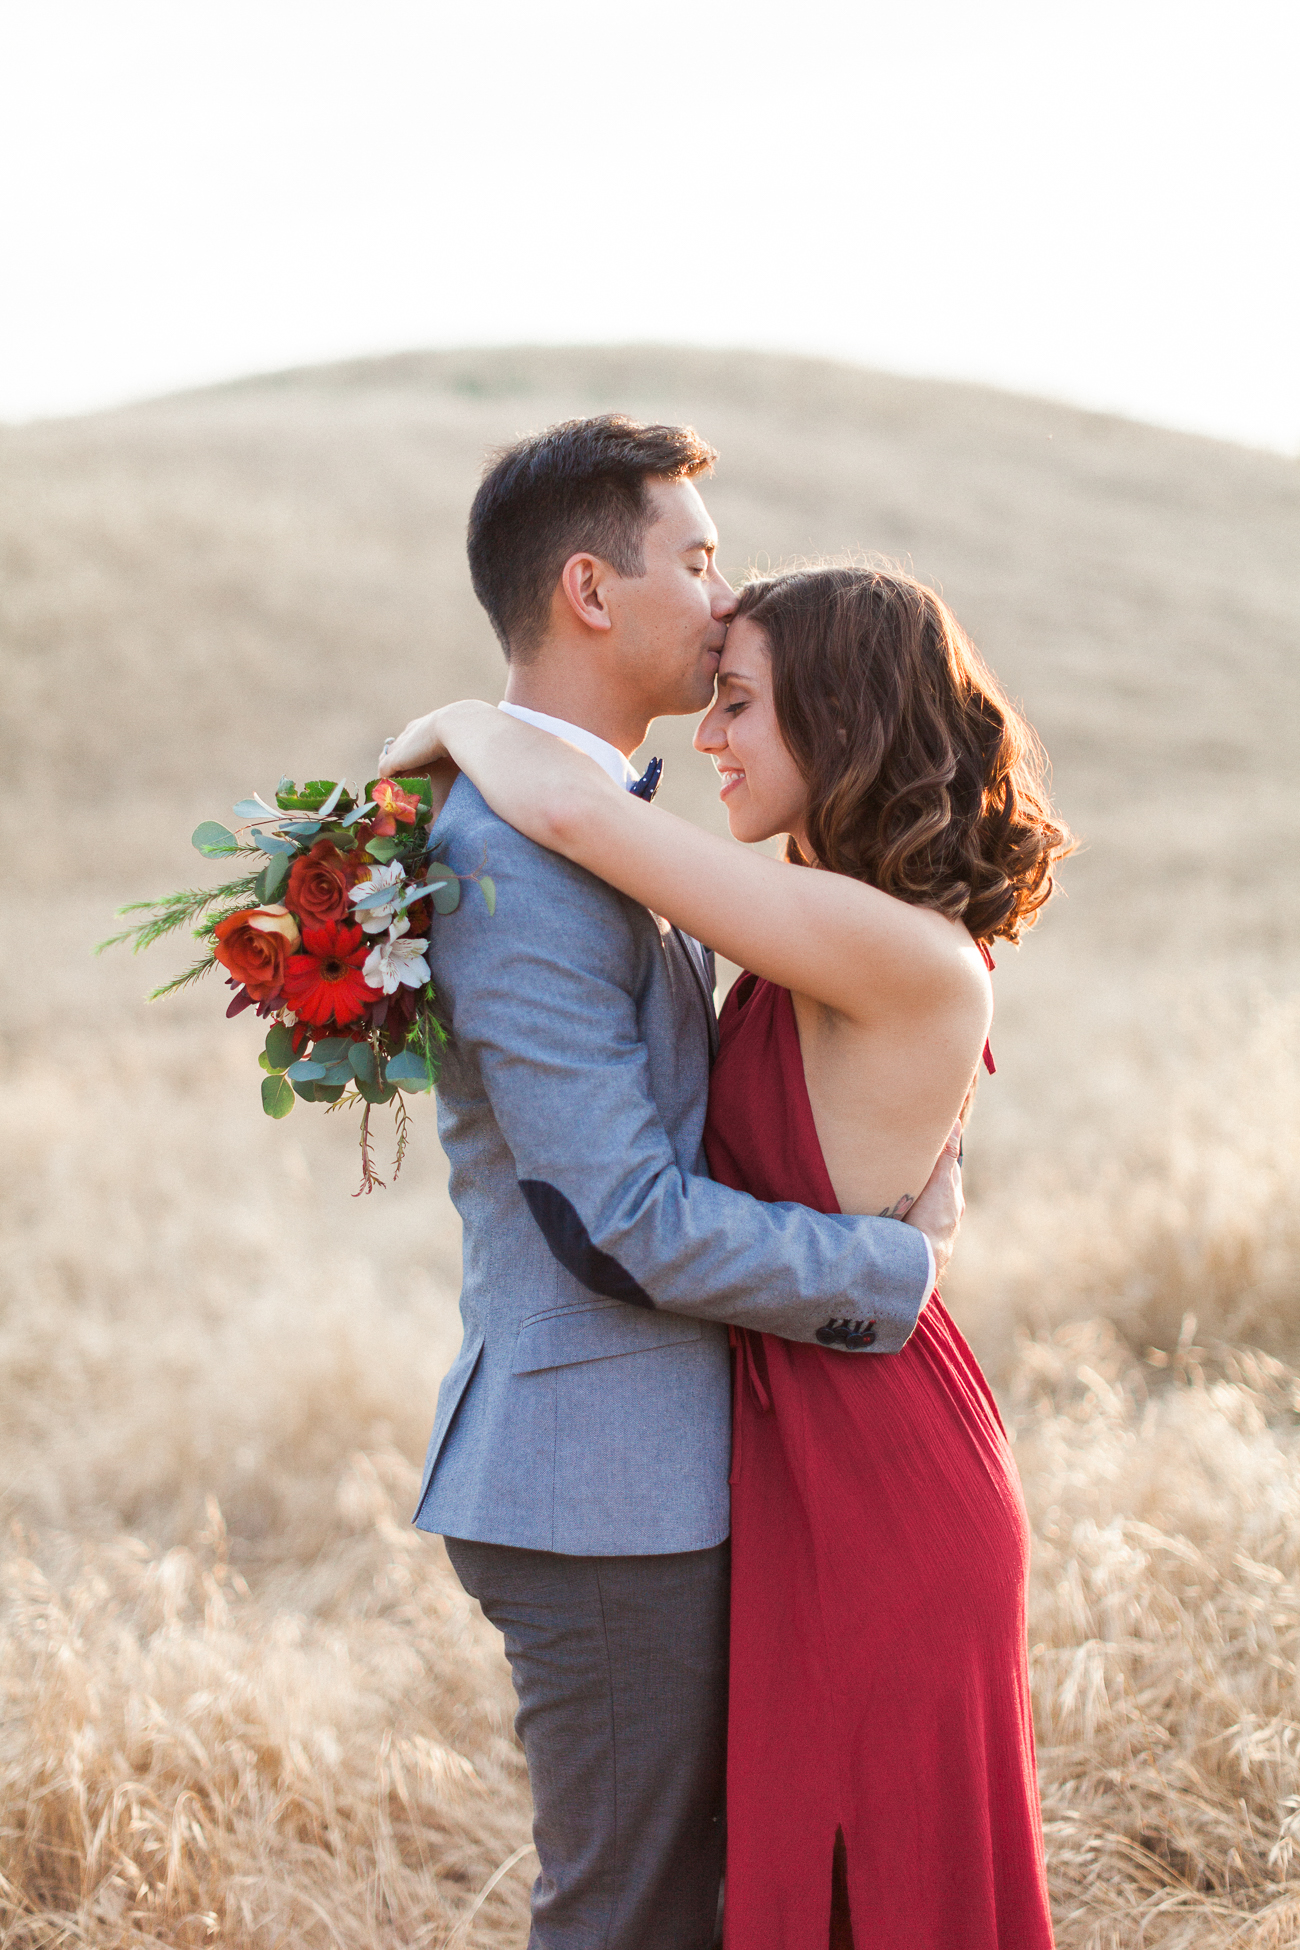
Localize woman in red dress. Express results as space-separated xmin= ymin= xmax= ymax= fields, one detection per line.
xmin=705 ymin=967 xmax=1051 ymax=1948
xmin=401 ymin=564 xmax=1070 ymax=1946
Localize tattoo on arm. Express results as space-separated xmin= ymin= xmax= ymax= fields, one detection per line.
xmin=879 ymin=1194 xmax=916 ymax=1219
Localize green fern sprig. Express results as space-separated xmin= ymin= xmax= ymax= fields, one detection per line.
xmin=194 ymin=900 xmax=269 ymax=941
xmin=405 ymin=995 xmax=449 ymax=1083
xmin=147 ymin=953 xmax=219 ymax=1001
xmin=96 ymin=874 xmax=262 ymax=956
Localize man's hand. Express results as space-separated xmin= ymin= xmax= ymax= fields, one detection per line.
xmin=905 ymin=1120 xmax=964 ymax=1286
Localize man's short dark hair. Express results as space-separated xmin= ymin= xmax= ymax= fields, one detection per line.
xmin=467 ymin=413 xmax=717 ymax=660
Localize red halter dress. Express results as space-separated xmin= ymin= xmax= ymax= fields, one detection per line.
xmin=704 ymin=975 xmax=1054 ymax=1950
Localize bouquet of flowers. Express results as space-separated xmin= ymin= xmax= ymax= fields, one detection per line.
xmin=101 ymin=775 xmax=492 ymax=1192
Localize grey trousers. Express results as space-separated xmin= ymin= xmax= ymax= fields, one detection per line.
xmin=444 ymin=1536 xmax=729 ymax=1950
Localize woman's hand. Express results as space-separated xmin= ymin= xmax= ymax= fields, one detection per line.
xmin=377 ymin=700 xmax=616 ymax=846
xmin=378 ymin=707 xmax=457 ymax=779
xmin=377 ymin=706 xmax=477 ymax=820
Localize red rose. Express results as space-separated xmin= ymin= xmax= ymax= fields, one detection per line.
xmin=212 ymin=906 xmax=301 ymax=1001
xmin=282 ymin=921 xmax=382 ymax=1027
xmin=286 ymin=839 xmax=365 ymax=926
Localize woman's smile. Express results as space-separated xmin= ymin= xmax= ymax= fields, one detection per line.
xmin=694 ymin=618 xmax=810 ymax=845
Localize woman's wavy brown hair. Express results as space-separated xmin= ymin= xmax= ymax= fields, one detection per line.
xmin=735 ymin=564 xmax=1072 ymax=943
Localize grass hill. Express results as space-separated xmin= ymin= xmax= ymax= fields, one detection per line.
xmin=2 ymin=347 xmax=1298 ymax=1945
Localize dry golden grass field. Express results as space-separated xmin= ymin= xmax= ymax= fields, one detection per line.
xmin=2 ymin=345 xmax=1299 ymax=1946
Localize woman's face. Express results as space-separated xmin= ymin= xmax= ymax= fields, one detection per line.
xmin=694 ymin=619 xmax=809 ymax=849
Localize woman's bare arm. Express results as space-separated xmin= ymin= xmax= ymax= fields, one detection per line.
xmin=382 ymin=701 xmax=986 ymax=1023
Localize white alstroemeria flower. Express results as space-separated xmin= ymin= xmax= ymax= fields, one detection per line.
xmin=363 ymin=918 xmax=431 ymax=995
xmin=349 ymin=859 xmax=406 ymax=934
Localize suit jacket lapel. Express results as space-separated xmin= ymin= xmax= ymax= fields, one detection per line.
xmin=671 ymin=927 xmax=720 ymax=1062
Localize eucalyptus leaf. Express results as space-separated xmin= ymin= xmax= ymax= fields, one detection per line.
xmin=386 ymin=1050 xmax=435 ymax=1091
xmin=479 ymin=874 xmax=496 ymax=916
xmin=365 ymin=836 xmax=402 ymax=863
xmin=261 ymin=852 xmax=291 ymax=901
xmin=349 ymin=1042 xmax=379 ymax=1085
xmin=255 ymin=829 xmax=297 ymax=857
xmin=340 ymin=800 xmax=376 ymax=827
xmin=431 ymin=877 xmax=461 ymax=916
xmin=358 ymin=1080 xmax=397 ymax=1105
xmin=353 ymin=880 xmax=402 ymax=909
xmin=317 ymin=781 xmax=346 ymax=818
xmin=233 ymin=795 xmax=277 ymax=819
xmin=192 ymin=821 xmax=239 ymax=857
xmin=291 ymin=821 xmax=322 ymax=839
xmin=291 ymin=1078 xmax=318 ymax=1102
xmin=288 ymin=1059 xmax=327 ymax=1082
xmin=311 ymin=1037 xmax=350 ymax=1063
xmin=261 ymin=1074 xmax=295 ymax=1119
xmin=313 ymin=1082 xmax=347 ymax=1103
xmin=264 ymin=1024 xmax=296 ymax=1071
xmin=320 ymin=1061 xmax=355 ymax=1087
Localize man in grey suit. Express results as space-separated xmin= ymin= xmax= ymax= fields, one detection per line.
xmin=387 ymin=416 xmax=962 ymax=1948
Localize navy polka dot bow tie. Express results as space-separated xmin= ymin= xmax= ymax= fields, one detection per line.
xmin=629 ymin=756 xmax=663 ymax=801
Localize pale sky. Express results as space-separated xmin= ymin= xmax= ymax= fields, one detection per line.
xmin=2 ymin=0 xmax=1296 ymax=449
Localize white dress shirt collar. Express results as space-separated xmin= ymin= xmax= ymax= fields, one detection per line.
xmin=498 ymin=702 xmax=640 ymax=790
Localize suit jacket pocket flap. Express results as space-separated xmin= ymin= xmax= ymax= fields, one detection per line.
xmin=511 ymin=1303 xmax=702 ymax=1376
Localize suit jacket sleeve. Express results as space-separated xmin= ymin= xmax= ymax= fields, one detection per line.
xmin=434 ymin=799 xmax=931 ymax=1352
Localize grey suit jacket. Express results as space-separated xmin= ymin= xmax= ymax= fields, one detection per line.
xmin=413 ymin=776 xmax=931 ymax=1555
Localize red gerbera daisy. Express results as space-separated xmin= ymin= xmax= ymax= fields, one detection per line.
xmin=282 ymin=921 xmax=382 ymax=1027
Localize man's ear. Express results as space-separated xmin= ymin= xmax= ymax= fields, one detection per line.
xmin=558 ymin=552 xmax=614 ymax=634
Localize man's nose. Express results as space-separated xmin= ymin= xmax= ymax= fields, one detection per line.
xmin=711 ymin=569 xmax=739 ymax=617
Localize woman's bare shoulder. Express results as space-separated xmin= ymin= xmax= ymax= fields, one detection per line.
xmin=810 ymin=873 xmax=994 ymax=1013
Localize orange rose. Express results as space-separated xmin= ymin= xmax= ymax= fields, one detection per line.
xmin=286 ymin=839 xmax=365 ymax=925
xmin=212 ymin=905 xmax=301 ymax=1001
